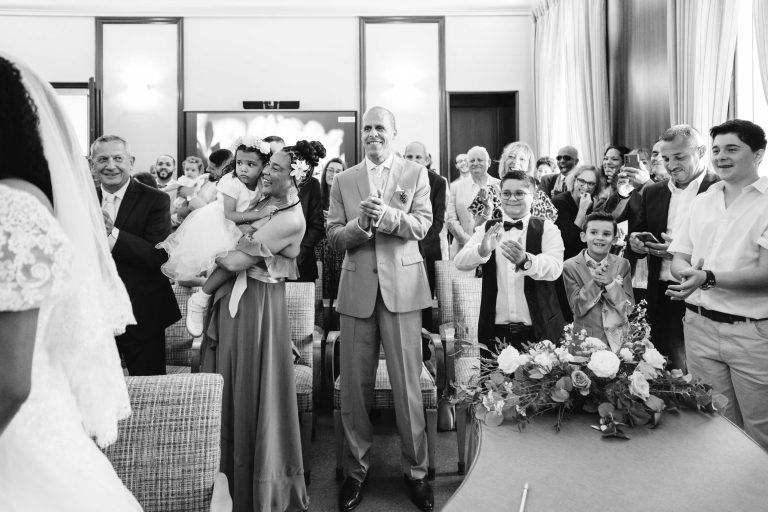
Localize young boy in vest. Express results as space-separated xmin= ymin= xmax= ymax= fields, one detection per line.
xmin=562 ymin=211 xmax=634 ymax=350
xmin=455 ymin=171 xmax=566 ymax=355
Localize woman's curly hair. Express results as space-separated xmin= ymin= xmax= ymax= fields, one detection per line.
xmin=0 ymin=57 xmax=53 ymax=204
xmin=284 ymin=140 xmax=326 ymax=188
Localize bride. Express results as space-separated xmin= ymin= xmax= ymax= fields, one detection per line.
xmin=0 ymin=54 xmax=142 ymax=510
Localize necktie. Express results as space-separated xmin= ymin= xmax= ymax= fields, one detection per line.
xmin=502 ymin=220 xmax=524 ymax=231
xmin=103 ymin=193 xmax=116 ymax=222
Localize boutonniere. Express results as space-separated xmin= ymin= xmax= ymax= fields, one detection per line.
xmin=396 ymin=184 xmax=407 ymax=204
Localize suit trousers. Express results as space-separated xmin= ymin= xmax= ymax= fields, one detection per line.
xmin=650 ymin=281 xmax=686 ymax=371
xmin=683 ymin=310 xmax=768 ymax=450
xmin=339 ymin=291 xmax=428 ymax=482
xmin=116 ymin=325 xmax=166 ymax=376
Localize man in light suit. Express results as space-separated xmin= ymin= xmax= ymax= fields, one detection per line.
xmin=91 ymin=135 xmax=181 ymax=376
xmin=327 ymin=107 xmax=434 ymax=512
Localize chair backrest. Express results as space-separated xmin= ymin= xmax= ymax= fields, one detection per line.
xmin=451 ymin=278 xmax=482 ymax=358
xmin=165 ymin=283 xmax=201 ymax=366
xmin=435 ymin=260 xmax=475 ymax=325
xmin=103 ymin=373 xmax=223 ymax=512
xmin=286 ymin=281 xmax=315 ymax=368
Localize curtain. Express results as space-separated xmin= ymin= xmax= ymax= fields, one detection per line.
xmin=667 ymin=0 xmax=739 ymax=136
xmin=755 ymin=0 xmax=768 ymax=105
xmin=533 ymin=0 xmax=611 ymax=167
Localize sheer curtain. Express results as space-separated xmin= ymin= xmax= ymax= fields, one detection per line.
xmin=755 ymin=0 xmax=768 ymax=104
xmin=667 ymin=0 xmax=739 ymax=135
xmin=533 ymin=0 xmax=610 ymax=166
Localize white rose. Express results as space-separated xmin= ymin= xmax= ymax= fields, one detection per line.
xmin=636 ymin=360 xmax=659 ymax=380
xmin=619 ymin=347 xmax=634 ymax=362
xmin=628 ymin=371 xmax=650 ymax=400
xmin=587 ymin=350 xmax=621 ymax=378
xmin=533 ymin=352 xmax=555 ymax=374
xmin=643 ymin=348 xmax=666 ymax=370
xmin=582 ymin=337 xmax=609 ymax=353
xmin=555 ymin=346 xmax=574 ymax=363
xmin=518 ymin=354 xmax=532 ymax=366
xmin=497 ymin=346 xmax=522 ymax=374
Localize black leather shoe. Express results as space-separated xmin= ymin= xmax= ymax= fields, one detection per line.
xmin=338 ymin=476 xmax=367 ymax=512
xmin=403 ymin=476 xmax=434 ymax=511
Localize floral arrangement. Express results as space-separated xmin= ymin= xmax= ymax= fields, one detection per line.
xmin=455 ymin=302 xmax=726 ymax=438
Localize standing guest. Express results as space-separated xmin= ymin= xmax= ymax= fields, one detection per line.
xmin=404 ymin=140 xmax=447 ymax=331
xmin=90 ymin=135 xmax=181 ymax=375
xmin=318 ymin=158 xmax=348 ymax=302
xmin=451 ymin=152 xmax=469 ymax=184
xmin=133 ymin=171 xmax=158 ymax=189
xmin=155 ymin=153 xmax=177 ymax=188
xmin=168 ymin=156 xmax=206 ymax=226
xmin=0 ymin=53 xmax=141 ymax=511
xmin=455 ymin=171 xmax=565 ymax=354
xmin=264 ymin=135 xmax=286 ymax=154
xmin=202 ymin=142 xmax=324 ymax=511
xmin=494 ymin=142 xmax=558 ymax=222
xmin=189 ymin=148 xmax=234 ymax=210
xmin=328 ymin=106 xmax=434 ymax=512
xmin=628 ymin=125 xmax=719 ymax=370
xmin=539 ymin=145 xmax=579 ymax=198
xmin=290 ymin=167 xmax=325 ymax=283
xmin=446 ymin=145 xmax=499 ymax=257
xmin=563 ymin=211 xmax=634 ymax=349
xmin=535 ymin=156 xmax=557 ymax=181
xmin=667 ymin=119 xmax=768 ymax=450
xmin=149 ymin=163 xmax=159 ymax=182
xmin=649 ymin=139 xmax=669 ymax=182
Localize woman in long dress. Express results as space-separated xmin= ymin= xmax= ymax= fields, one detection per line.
xmin=0 ymin=54 xmax=141 ymax=511
xmin=202 ymin=140 xmax=325 ymax=512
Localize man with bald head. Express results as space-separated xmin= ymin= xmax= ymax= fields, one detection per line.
xmin=404 ymin=141 xmax=447 ymax=331
xmin=328 ymin=107 xmax=434 ymax=511
xmin=540 ymin=145 xmax=579 ymax=198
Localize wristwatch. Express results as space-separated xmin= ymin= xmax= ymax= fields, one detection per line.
xmin=517 ymin=254 xmax=533 ymax=272
xmin=699 ymin=270 xmax=716 ymax=290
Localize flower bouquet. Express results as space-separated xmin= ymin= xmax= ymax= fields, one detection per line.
xmin=455 ymin=302 xmax=727 ymax=439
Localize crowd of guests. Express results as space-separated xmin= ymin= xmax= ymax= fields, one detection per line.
xmin=2 ymin=50 xmax=767 ymax=512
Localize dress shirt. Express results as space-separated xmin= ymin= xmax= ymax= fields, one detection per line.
xmin=669 ymin=177 xmax=768 ymax=318
xmin=454 ymin=213 xmax=565 ymax=324
xmin=446 ymin=175 xmax=500 ymax=245
xmin=358 ymin=153 xmax=394 ymax=232
xmin=553 ymin=174 xmax=567 ymax=194
xmin=101 ymin=179 xmax=130 ymax=250
xmin=660 ymin=170 xmax=706 ymax=281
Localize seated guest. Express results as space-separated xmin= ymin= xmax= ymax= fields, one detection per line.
xmin=562 ymin=211 xmax=634 ymax=349
xmin=540 ymin=145 xmax=579 ymax=198
xmin=668 ymin=119 xmax=768 ymax=450
xmin=455 ymin=171 xmax=565 ymax=354
xmin=551 ymin=165 xmax=605 ymax=321
xmin=447 ymin=145 xmax=499 ymax=257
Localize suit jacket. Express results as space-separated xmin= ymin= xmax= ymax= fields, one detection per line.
xmin=628 ymin=171 xmax=720 ymax=320
xmin=562 ymin=251 xmax=634 ymax=346
xmin=539 ymin=173 xmax=568 ymax=198
xmin=294 ymin=176 xmax=324 ymax=282
xmin=551 ymin=191 xmax=591 ymax=260
xmin=419 ymin=169 xmax=446 ymax=261
xmin=100 ymin=179 xmax=181 ymax=338
xmin=327 ymin=155 xmax=433 ymax=317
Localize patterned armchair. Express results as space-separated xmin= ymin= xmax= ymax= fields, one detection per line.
xmin=435 ymin=260 xmax=475 ymax=326
xmin=285 ymin=282 xmax=324 ymax=485
xmin=164 ymin=283 xmax=203 ymax=374
xmin=103 ymin=373 xmax=231 ymax=512
xmin=442 ymin=278 xmax=482 ymax=475
xmin=325 ymin=329 xmax=444 ymax=481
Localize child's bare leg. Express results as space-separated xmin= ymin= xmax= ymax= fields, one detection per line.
xmin=201 ymin=266 xmax=234 ymax=295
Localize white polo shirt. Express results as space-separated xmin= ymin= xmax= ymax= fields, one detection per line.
xmin=669 ymin=177 xmax=768 ymax=318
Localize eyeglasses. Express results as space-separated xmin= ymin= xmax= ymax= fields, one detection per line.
xmin=556 ymin=155 xmax=573 ymax=161
xmin=575 ymin=177 xmax=597 ymax=188
xmin=500 ymin=190 xmax=532 ymax=200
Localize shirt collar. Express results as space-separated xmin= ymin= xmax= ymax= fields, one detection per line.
xmin=501 ymin=212 xmax=531 ymax=226
xmin=583 ymin=249 xmax=608 ymax=267
xmin=667 ymin=168 xmax=707 ymax=194
xmin=102 ymin=178 xmax=130 ymax=200
xmin=365 ymin=153 xmax=395 ymax=173
xmin=747 ymin=176 xmax=768 ymax=194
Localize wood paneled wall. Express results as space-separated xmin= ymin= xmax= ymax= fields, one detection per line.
xmin=607 ymin=0 xmax=670 ymax=150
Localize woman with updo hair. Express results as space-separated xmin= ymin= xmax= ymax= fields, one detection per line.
xmin=201 ymin=140 xmax=325 ymax=512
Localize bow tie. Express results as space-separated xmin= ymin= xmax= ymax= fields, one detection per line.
xmin=502 ymin=220 xmax=524 ymax=231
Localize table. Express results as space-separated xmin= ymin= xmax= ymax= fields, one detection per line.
xmin=443 ymin=411 xmax=768 ymax=511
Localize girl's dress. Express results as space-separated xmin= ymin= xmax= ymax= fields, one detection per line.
xmin=158 ymin=173 xmax=259 ymax=281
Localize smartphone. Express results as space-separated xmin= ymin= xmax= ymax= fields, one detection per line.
xmin=636 ymin=232 xmax=659 ymax=244
xmin=624 ymin=153 xmax=640 ymax=168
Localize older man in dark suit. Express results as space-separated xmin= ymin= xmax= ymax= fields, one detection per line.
xmin=91 ymin=135 xmax=181 ymax=376
xmin=628 ymin=125 xmax=719 ymax=370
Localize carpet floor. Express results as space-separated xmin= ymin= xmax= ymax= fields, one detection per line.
xmin=305 ymin=408 xmax=465 ymax=512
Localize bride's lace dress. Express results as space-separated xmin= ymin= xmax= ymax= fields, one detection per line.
xmin=0 ymin=185 xmax=142 ymax=511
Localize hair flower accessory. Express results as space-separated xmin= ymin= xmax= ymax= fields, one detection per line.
xmin=290 ymin=158 xmax=310 ymax=182
xmin=231 ymin=135 xmax=271 ymax=156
